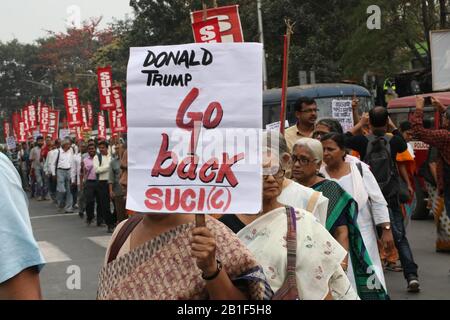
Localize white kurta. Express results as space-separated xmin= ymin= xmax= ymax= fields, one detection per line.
xmin=321 ymin=162 xmax=389 ymax=293
xmin=237 ymin=207 xmax=359 ymax=300
xmin=278 ymin=180 xmax=329 ymax=226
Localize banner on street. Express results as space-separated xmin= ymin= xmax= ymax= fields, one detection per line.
xmin=127 ymin=43 xmax=263 ymax=214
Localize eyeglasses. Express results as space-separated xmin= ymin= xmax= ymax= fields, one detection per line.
xmin=312 ymin=131 xmax=328 ymax=139
xmin=299 ymin=108 xmax=319 ymax=114
xmin=263 ymin=168 xmax=285 ymax=180
xmin=292 ymin=155 xmax=314 ymax=165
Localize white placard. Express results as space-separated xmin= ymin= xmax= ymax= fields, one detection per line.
xmin=265 ymin=120 xmax=290 ymax=131
xmin=59 ymin=129 xmax=71 ymax=140
xmin=430 ymin=30 xmax=450 ymax=91
xmin=331 ymin=100 xmax=354 ymax=133
xmin=6 ymin=136 xmax=16 ymax=150
xmin=127 ymin=43 xmax=263 ymax=214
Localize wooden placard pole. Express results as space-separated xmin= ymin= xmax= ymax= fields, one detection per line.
xmin=279 ymin=19 xmax=295 ymax=135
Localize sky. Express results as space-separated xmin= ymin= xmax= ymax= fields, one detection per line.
xmin=0 ymin=0 xmax=134 ymax=44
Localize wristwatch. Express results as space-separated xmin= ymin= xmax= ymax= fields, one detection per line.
xmin=202 ymin=260 xmax=222 ymax=281
xmin=381 ymin=225 xmax=391 ymax=231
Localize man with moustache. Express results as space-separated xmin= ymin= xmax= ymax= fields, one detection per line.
xmin=284 ymin=97 xmax=319 ymax=152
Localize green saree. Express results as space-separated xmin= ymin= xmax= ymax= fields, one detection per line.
xmin=312 ymin=179 xmax=389 ymax=300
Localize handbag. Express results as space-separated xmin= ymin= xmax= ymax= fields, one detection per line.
xmin=272 ymin=206 xmax=300 ymax=300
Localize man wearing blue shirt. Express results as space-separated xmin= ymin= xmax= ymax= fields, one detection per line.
xmin=0 ymin=152 xmax=45 ymax=299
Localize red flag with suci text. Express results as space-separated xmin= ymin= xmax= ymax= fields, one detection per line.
xmin=39 ymin=105 xmax=50 ymax=134
xmin=81 ymin=105 xmax=91 ymax=131
xmin=17 ymin=121 xmax=27 ymax=143
xmin=191 ymin=5 xmax=244 ymax=43
xmin=87 ymin=102 xmax=94 ymax=127
xmin=192 ymin=18 xmax=222 ymax=43
xmin=12 ymin=112 xmax=20 ymax=138
xmin=97 ymin=67 xmax=114 ymax=110
xmin=27 ymin=104 xmax=37 ymax=131
xmin=64 ymin=88 xmax=82 ymax=127
xmin=48 ymin=110 xmax=59 ymax=140
xmin=111 ymin=86 xmax=127 ymax=133
xmin=98 ymin=112 xmax=107 ymax=140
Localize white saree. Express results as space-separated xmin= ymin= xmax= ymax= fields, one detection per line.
xmin=237 ymin=207 xmax=360 ymax=300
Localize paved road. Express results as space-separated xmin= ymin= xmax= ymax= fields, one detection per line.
xmin=29 ymin=198 xmax=450 ymax=300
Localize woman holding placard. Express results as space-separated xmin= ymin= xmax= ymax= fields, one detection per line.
xmin=97 ymin=194 xmax=272 ymax=299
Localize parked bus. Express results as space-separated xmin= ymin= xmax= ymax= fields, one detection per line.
xmin=263 ymin=83 xmax=374 ymax=127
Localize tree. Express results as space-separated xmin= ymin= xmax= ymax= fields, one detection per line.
xmin=339 ymin=0 xmax=450 ymax=80
xmin=36 ymin=18 xmax=114 ymax=109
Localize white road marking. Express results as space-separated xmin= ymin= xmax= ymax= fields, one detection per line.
xmin=37 ymin=241 xmax=71 ymax=263
xmin=86 ymin=236 xmax=112 ymax=249
xmin=31 ymin=213 xmax=78 ymax=220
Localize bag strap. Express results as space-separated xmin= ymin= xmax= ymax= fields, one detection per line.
xmin=107 ymin=214 xmax=143 ymax=264
xmin=306 ymin=191 xmax=320 ymax=213
xmin=356 ymin=162 xmax=363 ymax=178
xmin=55 ymin=149 xmax=60 ymax=173
xmin=285 ymin=206 xmax=299 ymax=293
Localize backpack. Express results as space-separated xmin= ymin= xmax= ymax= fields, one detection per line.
xmin=363 ymin=135 xmax=398 ymax=198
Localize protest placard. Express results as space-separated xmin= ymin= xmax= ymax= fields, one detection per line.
xmin=64 ymin=88 xmax=82 ymax=127
xmin=6 ymin=136 xmax=16 ymax=150
xmin=59 ymin=128 xmax=71 ymax=140
xmin=127 ymin=43 xmax=263 ymax=214
xmin=192 ymin=18 xmax=222 ymax=43
xmin=265 ymin=120 xmax=290 ymax=132
xmin=331 ymin=100 xmax=354 ymax=133
xmin=97 ymin=66 xmax=115 ymax=110
xmin=191 ymin=5 xmax=244 ymax=43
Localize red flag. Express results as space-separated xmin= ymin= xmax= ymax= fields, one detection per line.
xmin=192 ymin=18 xmax=222 ymax=43
xmin=27 ymin=104 xmax=37 ymax=130
xmin=39 ymin=105 xmax=50 ymax=133
xmin=98 ymin=112 xmax=107 ymax=140
xmin=87 ymin=102 xmax=94 ymax=127
xmin=17 ymin=121 xmax=27 ymax=143
xmin=97 ymin=66 xmax=114 ymax=110
xmin=64 ymin=88 xmax=82 ymax=127
xmin=108 ymin=110 xmax=117 ymax=133
xmin=37 ymin=100 xmax=42 ymax=124
xmin=3 ymin=121 xmax=11 ymax=139
xmin=111 ymin=86 xmax=127 ymax=133
xmin=48 ymin=110 xmax=59 ymax=140
xmin=191 ymin=5 xmax=244 ymax=43
xmin=22 ymin=107 xmax=29 ymax=132
xmin=81 ymin=105 xmax=91 ymax=131
xmin=12 ymin=112 xmax=20 ymax=138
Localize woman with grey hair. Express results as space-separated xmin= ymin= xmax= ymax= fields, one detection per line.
xmin=291 ymin=137 xmax=389 ymax=300
xmin=265 ymin=130 xmax=329 ymax=226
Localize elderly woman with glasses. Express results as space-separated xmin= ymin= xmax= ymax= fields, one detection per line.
xmin=291 ymin=137 xmax=389 ymax=300
xmin=222 ymin=148 xmax=359 ymax=300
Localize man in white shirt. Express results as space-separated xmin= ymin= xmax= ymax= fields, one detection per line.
xmin=46 ymin=139 xmax=60 ymax=202
xmin=50 ymin=138 xmax=74 ymax=213
xmin=71 ymin=148 xmax=82 ymax=212
xmin=93 ymin=140 xmax=115 ymax=233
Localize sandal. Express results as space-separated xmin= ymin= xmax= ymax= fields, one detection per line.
xmin=385 ymin=262 xmax=403 ymax=272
